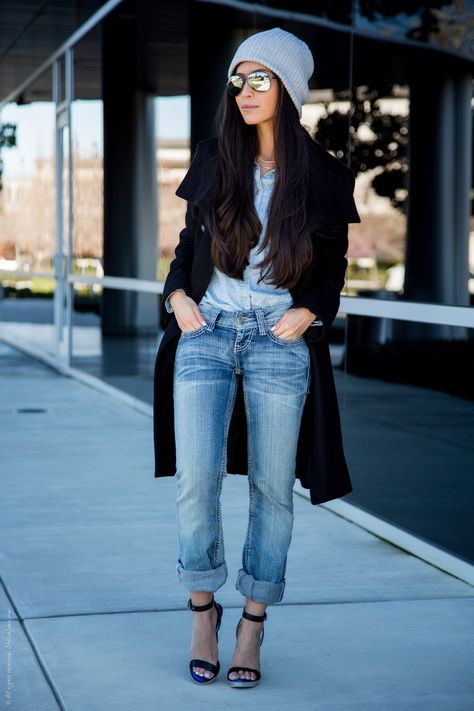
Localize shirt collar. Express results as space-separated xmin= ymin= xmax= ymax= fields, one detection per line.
xmin=253 ymin=161 xmax=276 ymax=178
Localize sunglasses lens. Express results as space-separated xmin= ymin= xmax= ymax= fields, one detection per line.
xmin=248 ymin=72 xmax=271 ymax=91
xmin=227 ymin=75 xmax=244 ymax=96
xmin=226 ymin=71 xmax=273 ymax=96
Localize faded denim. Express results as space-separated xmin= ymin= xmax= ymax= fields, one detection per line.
xmin=173 ymin=301 xmax=311 ymax=605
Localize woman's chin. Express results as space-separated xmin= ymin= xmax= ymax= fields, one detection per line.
xmin=241 ymin=115 xmax=268 ymax=126
xmin=241 ymin=115 xmax=259 ymax=125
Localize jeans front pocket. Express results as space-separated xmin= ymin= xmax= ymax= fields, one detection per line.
xmin=266 ymin=328 xmax=305 ymax=346
xmin=180 ymin=323 xmax=208 ymax=338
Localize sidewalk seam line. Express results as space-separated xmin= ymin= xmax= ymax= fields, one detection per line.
xmin=0 ymin=574 xmax=66 ymax=710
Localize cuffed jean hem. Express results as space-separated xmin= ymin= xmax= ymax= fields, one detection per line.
xmin=235 ymin=568 xmax=286 ymax=605
xmin=176 ymin=559 xmax=228 ymax=592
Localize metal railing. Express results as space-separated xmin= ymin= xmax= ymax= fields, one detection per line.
xmin=2 ymin=267 xmax=472 ymax=368
xmin=2 ymin=269 xmax=473 ymax=330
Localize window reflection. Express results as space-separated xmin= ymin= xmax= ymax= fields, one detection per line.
xmin=0 ymin=71 xmax=56 ymax=352
xmin=0 ymin=96 xmax=55 ymax=275
xmin=341 ymin=314 xmax=474 ymax=564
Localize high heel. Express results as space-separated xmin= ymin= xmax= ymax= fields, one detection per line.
xmin=187 ymin=595 xmax=223 ymax=684
xmin=227 ymin=606 xmax=267 ymax=688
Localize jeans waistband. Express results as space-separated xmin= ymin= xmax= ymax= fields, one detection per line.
xmin=198 ymin=302 xmax=291 ymax=333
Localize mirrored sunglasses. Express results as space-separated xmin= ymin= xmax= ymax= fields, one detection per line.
xmin=226 ymin=70 xmax=277 ymax=97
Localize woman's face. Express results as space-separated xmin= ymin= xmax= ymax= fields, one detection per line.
xmin=233 ymin=61 xmax=279 ymax=127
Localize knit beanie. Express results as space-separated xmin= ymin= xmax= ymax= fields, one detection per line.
xmin=227 ymin=27 xmax=314 ymax=118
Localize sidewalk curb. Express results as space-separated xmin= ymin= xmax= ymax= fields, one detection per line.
xmin=294 ymin=482 xmax=474 ymax=586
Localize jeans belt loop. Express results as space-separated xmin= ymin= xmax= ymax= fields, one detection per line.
xmin=255 ymin=309 xmax=267 ymax=335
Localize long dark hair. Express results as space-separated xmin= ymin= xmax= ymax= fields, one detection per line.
xmin=205 ymin=71 xmax=316 ymax=289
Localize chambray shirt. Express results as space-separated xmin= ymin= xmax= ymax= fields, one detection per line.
xmin=166 ymin=161 xmax=323 ymax=324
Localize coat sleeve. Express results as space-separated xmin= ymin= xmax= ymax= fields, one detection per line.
xmin=291 ymin=164 xmax=359 ymax=342
xmin=160 ymin=201 xmax=201 ymax=330
xmin=160 ymin=140 xmax=212 ymax=330
xmin=291 ymin=223 xmax=349 ymax=342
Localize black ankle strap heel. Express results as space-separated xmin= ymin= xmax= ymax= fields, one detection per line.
xmin=227 ymin=606 xmax=268 ymax=688
xmin=187 ymin=597 xmax=215 ymax=612
xmin=187 ymin=595 xmax=224 ymax=685
xmin=242 ymin=607 xmax=267 ymax=623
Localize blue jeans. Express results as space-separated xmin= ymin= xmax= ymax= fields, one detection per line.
xmin=173 ymin=302 xmax=311 ymax=605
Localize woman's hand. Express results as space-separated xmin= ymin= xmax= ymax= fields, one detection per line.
xmin=270 ymin=307 xmax=316 ymax=340
xmin=170 ymin=291 xmax=207 ymax=332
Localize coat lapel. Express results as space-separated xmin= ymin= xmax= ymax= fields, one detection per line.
xmin=176 ymin=135 xmax=360 ymax=232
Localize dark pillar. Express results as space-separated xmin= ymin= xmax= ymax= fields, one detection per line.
xmin=188 ymin=4 xmax=243 ymax=156
xmin=399 ymin=67 xmax=472 ymax=340
xmin=101 ymin=3 xmax=158 ymax=335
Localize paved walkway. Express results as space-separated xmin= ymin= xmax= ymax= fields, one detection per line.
xmin=1 ymin=340 xmax=473 ymax=710
xmin=2 ymin=300 xmax=474 ymax=565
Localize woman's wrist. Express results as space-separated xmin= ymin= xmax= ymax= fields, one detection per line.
xmin=169 ymin=288 xmax=186 ymax=304
xmin=302 ymin=307 xmax=323 ymax=326
xmin=165 ymin=288 xmax=187 ymax=313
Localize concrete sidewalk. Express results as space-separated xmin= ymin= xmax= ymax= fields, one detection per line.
xmin=1 ymin=339 xmax=473 ymax=710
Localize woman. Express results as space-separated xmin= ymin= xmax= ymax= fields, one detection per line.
xmin=153 ymin=27 xmax=361 ymax=688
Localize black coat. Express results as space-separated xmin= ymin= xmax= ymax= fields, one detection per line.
xmin=153 ymin=136 xmax=361 ymax=504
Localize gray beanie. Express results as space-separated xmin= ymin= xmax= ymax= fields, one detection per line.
xmin=227 ymin=27 xmax=314 ymax=118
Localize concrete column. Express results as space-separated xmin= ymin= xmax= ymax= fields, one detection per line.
xmin=101 ymin=5 xmax=158 ymax=336
xmin=398 ymin=67 xmax=472 ymax=340
xmin=452 ymin=73 xmax=473 ymax=310
xmin=188 ymin=4 xmax=242 ymax=154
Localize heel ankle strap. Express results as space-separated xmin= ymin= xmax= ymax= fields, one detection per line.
xmin=187 ymin=596 xmax=215 ymax=612
xmin=242 ymin=607 xmax=267 ymax=623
